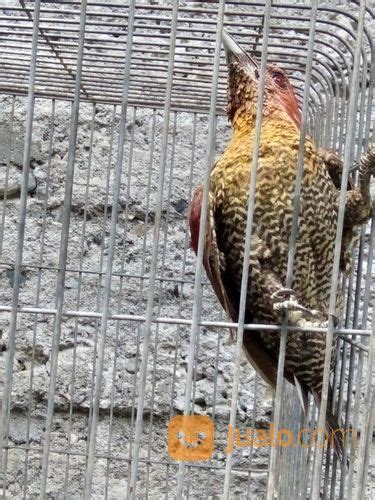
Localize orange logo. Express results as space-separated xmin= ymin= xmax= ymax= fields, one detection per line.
xmin=168 ymin=415 xmax=214 ymax=461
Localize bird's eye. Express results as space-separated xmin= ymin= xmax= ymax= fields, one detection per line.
xmin=272 ymin=72 xmax=286 ymax=88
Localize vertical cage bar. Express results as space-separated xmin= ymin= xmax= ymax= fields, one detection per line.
xmin=144 ymin=111 xmax=178 ymax=497
xmin=127 ymin=3 xmax=180 ymax=498
xmin=39 ymin=2 xmax=88 ymax=497
xmin=353 ymin=308 xmax=375 ymax=500
xmin=62 ymin=101 xmax=97 ymax=495
xmin=0 ymin=0 xmax=41 ymax=489
xmin=165 ymin=112 xmax=197 ymax=495
xmin=0 ymin=96 xmax=15 ymax=259
xmin=125 ymin=108 xmax=156 ymax=484
xmin=310 ymin=1 xmax=367 ymax=497
xmin=223 ymin=2 xmax=274 ymax=497
xmin=23 ymin=98 xmax=56 ymax=498
xmin=345 ymin=235 xmax=371 ymax=495
xmin=174 ymin=1 xmax=226 ymax=497
xmin=347 ymin=213 xmax=374 ymax=498
xmin=267 ymin=0 xmax=318 ymax=496
xmin=83 ymin=2 xmax=136 ymax=497
xmin=90 ymin=104 xmax=117 ymax=500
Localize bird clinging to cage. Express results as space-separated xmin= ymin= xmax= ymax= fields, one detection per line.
xmin=189 ymin=29 xmax=374 ymax=458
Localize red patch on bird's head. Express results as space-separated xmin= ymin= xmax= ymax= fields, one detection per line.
xmin=226 ymin=59 xmax=301 ymax=128
xmin=266 ymin=64 xmax=301 ymax=128
xmin=222 ymin=31 xmax=301 ymax=128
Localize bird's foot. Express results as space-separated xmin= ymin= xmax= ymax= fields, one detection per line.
xmin=271 ymin=288 xmax=320 ymax=319
xmin=272 ymin=288 xmax=340 ymax=329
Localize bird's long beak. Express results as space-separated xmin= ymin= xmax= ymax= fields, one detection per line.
xmin=222 ymin=29 xmax=259 ymax=69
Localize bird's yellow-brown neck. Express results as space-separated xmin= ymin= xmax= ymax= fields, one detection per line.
xmin=220 ymin=112 xmax=302 ymax=170
xmin=211 ymin=112 xmax=321 ymax=203
xmin=231 ymin=99 xmax=299 ymax=135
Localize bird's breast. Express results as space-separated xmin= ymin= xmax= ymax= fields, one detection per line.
xmin=209 ymin=135 xmax=339 ymax=311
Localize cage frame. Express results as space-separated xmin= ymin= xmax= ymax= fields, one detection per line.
xmin=0 ymin=1 xmax=373 ymax=499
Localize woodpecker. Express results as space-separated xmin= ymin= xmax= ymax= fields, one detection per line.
xmin=189 ymin=30 xmax=374 ymax=458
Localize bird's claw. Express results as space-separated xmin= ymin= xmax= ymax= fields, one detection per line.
xmin=271 ymin=289 xmax=340 ymax=329
xmin=271 ymin=288 xmax=295 ymax=301
xmin=271 ymin=288 xmax=319 ymax=318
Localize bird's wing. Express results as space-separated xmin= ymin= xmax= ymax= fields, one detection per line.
xmin=189 ymin=184 xmax=237 ymax=323
xmin=189 ymin=184 xmax=294 ymax=390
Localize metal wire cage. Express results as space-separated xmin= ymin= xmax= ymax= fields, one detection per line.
xmin=0 ymin=0 xmax=373 ymax=498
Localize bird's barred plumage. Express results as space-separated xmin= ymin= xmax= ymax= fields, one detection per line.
xmin=210 ymin=124 xmax=340 ymax=392
xmin=189 ymin=30 xmax=374 ymax=459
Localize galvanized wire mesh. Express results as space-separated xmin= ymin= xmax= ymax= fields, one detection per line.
xmin=0 ymin=0 xmax=373 ymax=498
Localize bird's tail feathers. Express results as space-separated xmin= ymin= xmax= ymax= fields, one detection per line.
xmin=312 ymin=389 xmax=350 ymax=468
xmin=293 ymin=374 xmax=309 ymax=416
